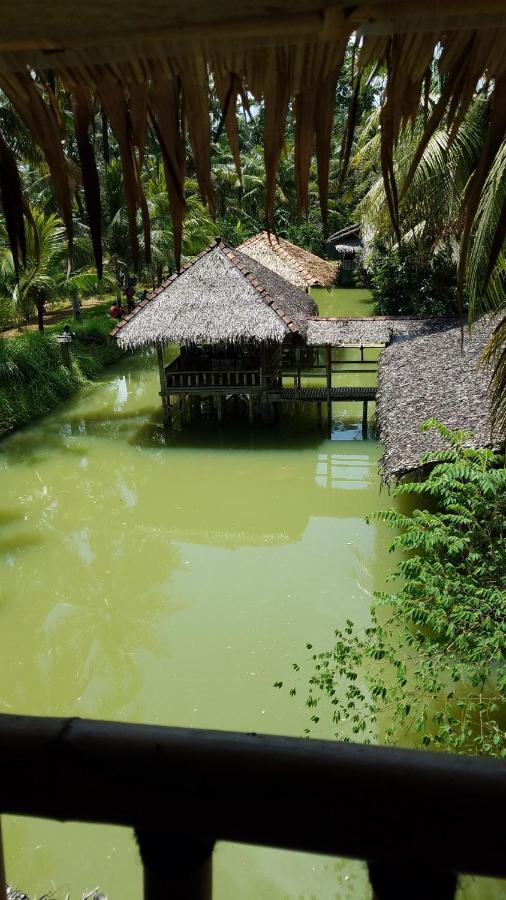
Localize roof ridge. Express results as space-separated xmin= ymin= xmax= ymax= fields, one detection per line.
xmin=110 ymin=241 xmax=220 ymax=338
xmin=220 ymin=245 xmax=299 ymax=334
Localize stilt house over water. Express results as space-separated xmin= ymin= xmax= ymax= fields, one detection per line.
xmin=112 ymin=239 xmax=318 ymax=423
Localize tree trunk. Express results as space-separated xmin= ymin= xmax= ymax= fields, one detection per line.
xmin=101 ymin=108 xmax=110 ymax=165
xmin=36 ymin=299 xmax=44 ymax=332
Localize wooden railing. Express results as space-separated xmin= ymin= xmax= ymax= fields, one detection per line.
xmin=0 ymin=714 xmax=505 ymax=900
xmin=165 ymin=369 xmax=262 ymax=390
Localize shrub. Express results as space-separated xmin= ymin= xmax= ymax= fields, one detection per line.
xmin=358 ymin=242 xmax=459 ymax=317
xmin=277 ymin=422 xmax=506 ymax=757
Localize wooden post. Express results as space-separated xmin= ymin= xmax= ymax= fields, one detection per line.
xmin=317 ymin=402 xmax=322 ymax=428
xmin=362 ymin=400 xmax=368 ymax=440
xmin=325 ymin=345 xmax=332 ymax=435
xmin=0 ymin=819 xmax=6 ymax=900
xmin=157 ymin=345 xmax=170 ymax=424
xmin=248 ymin=395 xmax=254 ymax=425
xmin=360 ymin=344 xmax=364 ymax=363
xmin=136 ymin=829 xmax=214 ymax=900
xmin=217 ymin=394 xmax=223 ymax=425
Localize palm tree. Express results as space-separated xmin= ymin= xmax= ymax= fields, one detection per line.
xmin=0 ymin=208 xmax=114 ymax=330
xmin=355 ymin=95 xmax=506 ymax=426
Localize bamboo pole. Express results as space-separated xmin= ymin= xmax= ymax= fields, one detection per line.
xmin=157 ymin=344 xmax=170 ymax=424
xmin=325 ymin=345 xmax=332 ymax=435
xmin=362 ymin=400 xmax=368 ymax=440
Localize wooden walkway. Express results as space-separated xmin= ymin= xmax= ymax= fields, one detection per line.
xmin=279 ymin=386 xmax=376 ymax=402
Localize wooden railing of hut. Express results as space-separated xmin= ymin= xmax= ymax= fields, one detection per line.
xmin=165 ymin=369 xmax=264 ymax=390
xmin=0 ymin=714 xmax=505 ymax=900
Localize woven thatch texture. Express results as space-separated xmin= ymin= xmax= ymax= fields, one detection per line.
xmin=114 ymin=241 xmax=315 ymax=350
xmin=306 ymin=317 xmax=454 ymax=346
xmin=231 ymin=248 xmax=317 ymax=334
xmin=0 ymin=6 xmax=504 ymax=283
xmin=239 ymin=232 xmax=337 ymax=288
xmin=377 ymin=317 xmax=502 ymax=481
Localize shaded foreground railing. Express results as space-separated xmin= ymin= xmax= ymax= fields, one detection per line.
xmin=0 ymin=714 xmax=505 ymax=900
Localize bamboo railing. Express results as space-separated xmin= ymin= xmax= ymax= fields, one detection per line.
xmin=0 ymin=713 xmax=505 ymax=900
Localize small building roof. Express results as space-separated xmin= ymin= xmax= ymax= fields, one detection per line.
xmin=327 ymin=224 xmax=361 ymax=243
xmin=306 ymin=317 xmax=454 ymax=347
xmin=326 ymin=223 xmax=362 ymax=255
xmin=238 ymin=232 xmax=337 ymax=289
xmin=112 ymin=240 xmax=317 ymax=350
xmin=376 ymin=316 xmax=502 ymax=481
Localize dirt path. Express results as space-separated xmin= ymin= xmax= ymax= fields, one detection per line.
xmin=0 ymin=298 xmax=105 ymax=339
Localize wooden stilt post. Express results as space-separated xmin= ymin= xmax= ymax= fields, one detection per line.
xmin=248 ymin=395 xmax=254 ymax=425
xmin=325 ymin=345 xmax=332 ymax=436
xmin=136 ymin=829 xmax=214 ymax=900
xmin=157 ymin=344 xmax=170 ymax=424
xmin=217 ymin=394 xmax=223 ymax=425
xmin=0 ymin=819 xmax=6 ymax=900
xmin=317 ymin=402 xmax=322 ymax=428
xmin=360 ymin=344 xmax=364 ymax=363
xmin=362 ymin=400 xmax=368 ymax=440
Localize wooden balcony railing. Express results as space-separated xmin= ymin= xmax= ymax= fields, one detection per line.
xmin=0 ymin=714 xmax=505 ymax=900
xmin=165 ymin=369 xmax=263 ymax=390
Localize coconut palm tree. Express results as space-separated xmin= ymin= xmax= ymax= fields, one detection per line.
xmin=355 ymin=95 xmax=506 ymax=427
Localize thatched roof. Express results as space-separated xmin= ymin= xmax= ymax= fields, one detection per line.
xmin=238 ymin=232 xmax=337 ymax=288
xmin=377 ymin=317 xmax=502 ymax=481
xmin=0 ymin=4 xmax=504 ymax=287
xmin=112 ymin=240 xmax=316 ymax=349
xmin=306 ymin=317 xmax=454 ymax=346
xmin=327 ymin=224 xmax=362 ymax=255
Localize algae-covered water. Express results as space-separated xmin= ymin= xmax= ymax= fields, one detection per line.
xmin=0 ymin=289 xmax=502 ymax=899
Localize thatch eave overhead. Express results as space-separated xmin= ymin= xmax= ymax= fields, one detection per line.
xmin=0 ymin=2 xmax=504 ymax=291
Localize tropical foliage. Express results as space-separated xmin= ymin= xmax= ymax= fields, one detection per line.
xmin=277 ymin=422 xmax=506 ymax=757
xmin=0 ymin=304 xmax=122 ymax=436
xmin=354 ymin=92 xmax=506 ymax=422
xmin=357 ymin=242 xmax=458 ymax=317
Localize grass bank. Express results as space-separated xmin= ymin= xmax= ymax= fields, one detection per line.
xmin=0 ymin=303 xmax=123 ymax=438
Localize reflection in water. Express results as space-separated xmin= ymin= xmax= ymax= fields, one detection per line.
xmin=0 ymin=289 xmax=501 ymax=900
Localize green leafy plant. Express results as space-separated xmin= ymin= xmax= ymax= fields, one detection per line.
xmin=357 ymin=242 xmax=458 ymax=317
xmin=276 ymin=422 xmax=506 ymax=757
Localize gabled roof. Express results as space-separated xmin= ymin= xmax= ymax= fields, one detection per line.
xmin=327 ymin=223 xmax=361 ymax=243
xmin=238 ymin=232 xmax=337 ymax=289
xmin=112 ymin=240 xmax=316 ymax=349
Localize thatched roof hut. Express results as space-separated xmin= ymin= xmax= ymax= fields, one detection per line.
xmin=326 ymin=224 xmax=362 ymax=258
xmin=238 ymin=233 xmax=337 ymax=289
xmin=112 ymin=240 xmax=317 ymax=350
xmin=377 ymin=317 xmax=503 ymax=481
xmin=306 ymin=317 xmax=454 ymax=347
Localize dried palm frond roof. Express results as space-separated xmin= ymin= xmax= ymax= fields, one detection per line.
xmin=112 ymin=239 xmax=317 ymax=349
xmin=376 ymin=316 xmax=503 ymax=481
xmin=0 ymin=3 xmax=504 ymax=285
xmin=239 ymin=232 xmax=337 ymax=288
xmin=306 ymin=316 xmax=454 ymax=346
xmin=327 ymin=223 xmax=360 ymax=241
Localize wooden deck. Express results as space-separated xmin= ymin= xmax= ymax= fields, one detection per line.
xmin=279 ymin=386 xmax=376 ymax=402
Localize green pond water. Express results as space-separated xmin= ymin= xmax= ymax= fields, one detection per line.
xmin=0 ymin=289 xmax=502 ymax=900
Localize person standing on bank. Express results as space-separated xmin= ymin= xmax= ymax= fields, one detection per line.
xmin=72 ymin=295 xmax=81 ymax=322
